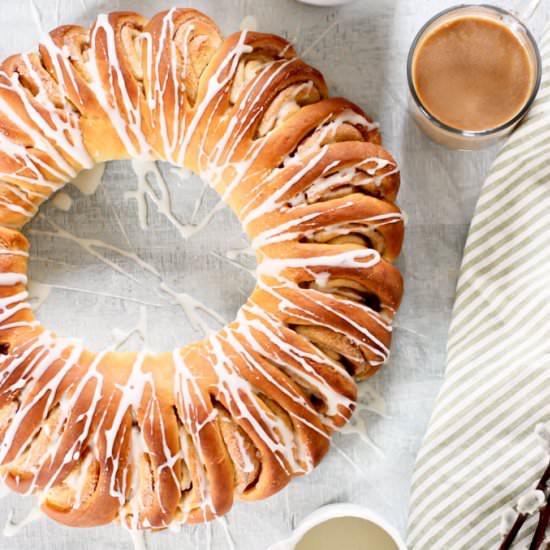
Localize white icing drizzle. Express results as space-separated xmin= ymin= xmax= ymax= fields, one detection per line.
xmin=331 ymin=440 xmax=369 ymax=478
xmin=214 ymin=246 xmax=256 ymax=279
xmin=257 ymin=278 xmax=390 ymax=366
xmin=299 ymin=18 xmax=341 ymax=59
xmin=31 ymin=215 xmax=227 ymax=336
xmin=51 ymin=192 xmax=73 ymax=211
xmin=143 ymin=8 xmax=185 ymax=164
xmin=252 ymin=210 xmax=403 ymax=249
xmin=64 ymin=452 xmax=94 ymax=510
xmin=3 ymin=506 xmax=42 ymax=537
xmin=178 ymin=30 xmax=253 ymax=167
xmin=128 ymin=160 xmax=185 ymax=234
xmin=257 ymin=247 xmax=381 ymax=279
xmin=30 ymin=215 xmax=160 ymax=285
xmin=128 ymin=160 xmax=225 ymax=240
xmin=226 ymin=246 xmax=255 ymax=262
xmin=160 ymin=283 xmax=226 ymax=337
xmin=0 ymin=3 xmax=95 ymax=228
xmin=0 ymin=76 xmax=84 ymax=182
xmin=85 ymin=15 xmax=151 ymax=159
xmin=128 ymin=528 xmax=148 ymax=550
xmin=27 ymin=280 xmax=52 ymax=311
xmin=338 ymin=418 xmax=382 ymax=455
xmin=216 ymin=516 xmax=236 ymax=550
xmin=233 ymin=430 xmax=255 ymax=473
xmin=69 ymin=163 xmax=106 ymax=196
xmin=36 ymin=283 xmax=163 ymax=308
xmin=209 ymin=336 xmax=299 ymax=474
xmin=112 ymin=305 xmax=148 ymax=349
xmin=240 ymin=16 xmax=258 ymax=32
xmin=237 ymin=301 xmax=353 ymax=421
xmin=0 ymin=273 xmax=27 ymax=286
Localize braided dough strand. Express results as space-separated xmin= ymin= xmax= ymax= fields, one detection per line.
xmin=0 ymin=8 xmax=403 ymax=529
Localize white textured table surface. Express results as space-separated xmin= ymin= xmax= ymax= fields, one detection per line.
xmin=0 ymin=1 xmax=548 ymax=549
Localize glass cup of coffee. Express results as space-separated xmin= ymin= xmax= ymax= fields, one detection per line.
xmin=407 ymin=4 xmax=541 ymax=150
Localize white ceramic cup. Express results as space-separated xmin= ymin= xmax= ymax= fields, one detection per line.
xmin=295 ymin=0 xmax=356 ymax=6
xmin=266 ymin=503 xmax=407 ymax=550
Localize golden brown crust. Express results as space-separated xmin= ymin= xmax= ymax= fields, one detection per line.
xmin=0 ymin=8 xmax=404 ymax=530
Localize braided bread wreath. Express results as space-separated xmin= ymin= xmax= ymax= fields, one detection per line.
xmin=0 ymin=7 xmax=403 ymax=532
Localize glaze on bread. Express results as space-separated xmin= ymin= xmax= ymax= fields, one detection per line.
xmin=0 ymin=9 xmax=403 ymax=530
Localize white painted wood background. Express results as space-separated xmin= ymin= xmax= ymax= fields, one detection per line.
xmin=0 ymin=0 xmax=548 ymax=548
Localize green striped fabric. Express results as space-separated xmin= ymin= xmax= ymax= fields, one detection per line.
xmin=407 ymin=24 xmax=550 ymax=550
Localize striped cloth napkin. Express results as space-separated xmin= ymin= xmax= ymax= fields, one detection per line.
xmin=407 ymin=24 xmax=550 ymax=550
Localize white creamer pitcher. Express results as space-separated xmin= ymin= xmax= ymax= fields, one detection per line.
xmin=266 ymin=503 xmax=407 ymax=550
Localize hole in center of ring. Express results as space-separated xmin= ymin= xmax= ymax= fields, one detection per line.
xmin=25 ymin=160 xmax=257 ymax=352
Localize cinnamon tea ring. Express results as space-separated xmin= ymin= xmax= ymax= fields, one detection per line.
xmin=0 ymin=8 xmax=403 ymax=530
